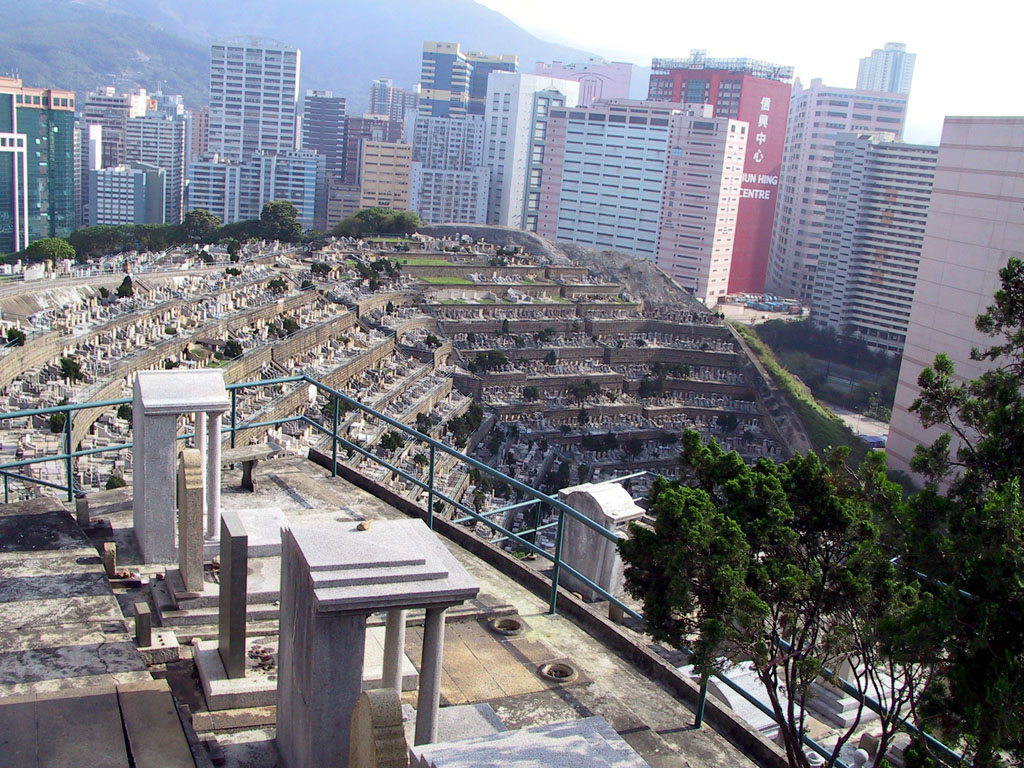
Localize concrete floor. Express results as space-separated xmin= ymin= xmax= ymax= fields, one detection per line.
xmin=1 ymin=454 xmax=766 ymax=767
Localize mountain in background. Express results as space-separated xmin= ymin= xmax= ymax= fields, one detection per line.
xmin=0 ymin=0 xmax=596 ymax=111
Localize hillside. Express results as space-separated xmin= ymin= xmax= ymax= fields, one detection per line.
xmin=0 ymin=0 xmax=594 ymax=111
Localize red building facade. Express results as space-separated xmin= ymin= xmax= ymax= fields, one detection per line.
xmin=648 ymin=52 xmax=793 ymax=293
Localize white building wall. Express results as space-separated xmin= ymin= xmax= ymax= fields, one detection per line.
xmin=208 ymin=38 xmax=301 ymax=162
xmin=654 ymin=111 xmax=747 ymax=305
xmin=483 ymin=72 xmax=578 ymax=228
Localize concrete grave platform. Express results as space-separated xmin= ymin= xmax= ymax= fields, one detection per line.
xmin=402 ymin=702 xmax=507 ymax=747
xmin=201 ymin=506 xmax=290 ymax=558
xmin=194 ymin=625 xmax=419 ymax=710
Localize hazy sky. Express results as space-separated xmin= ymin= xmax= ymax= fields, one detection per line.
xmin=476 ymin=0 xmax=1020 ymax=145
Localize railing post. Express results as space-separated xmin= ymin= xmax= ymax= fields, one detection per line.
xmin=694 ymin=675 xmax=709 ymax=728
xmin=549 ymin=504 xmax=565 ymax=615
xmin=4 ymin=474 xmax=8 ymax=504
xmin=64 ymin=407 xmax=74 ymax=502
xmin=331 ymin=396 xmax=339 ymax=478
xmin=427 ymin=445 xmax=436 ymax=530
xmin=230 ymin=388 xmax=237 ymax=449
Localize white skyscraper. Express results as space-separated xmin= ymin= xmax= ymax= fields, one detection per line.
xmin=407 ymin=114 xmax=490 ymax=224
xmin=766 ymin=79 xmax=908 ymax=303
xmin=207 ymin=37 xmax=301 ymax=161
xmin=812 ymin=132 xmax=937 ymax=354
xmin=857 ymin=43 xmax=916 ymax=95
xmin=125 ymin=113 xmax=187 ymax=224
xmin=483 ymin=72 xmax=578 ymax=229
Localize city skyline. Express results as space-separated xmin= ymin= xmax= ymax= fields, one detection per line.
xmin=477 ymin=0 xmax=1013 ymax=145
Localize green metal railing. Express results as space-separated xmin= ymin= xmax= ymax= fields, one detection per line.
xmin=0 ymin=375 xmax=960 ymax=766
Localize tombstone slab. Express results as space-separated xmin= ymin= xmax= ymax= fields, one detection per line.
xmin=177 ymin=449 xmax=204 ymax=593
xmin=557 ymin=482 xmax=645 ymax=601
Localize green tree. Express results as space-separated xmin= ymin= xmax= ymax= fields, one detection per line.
xmin=182 ymin=209 xmax=223 ymax=242
xmin=221 ymin=339 xmax=243 ymax=359
xmin=116 ymin=404 xmax=132 ymax=424
xmin=59 ymin=356 xmax=83 ymax=383
xmin=620 ymin=432 xmax=924 ymax=768
xmin=901 ymin=256 xmax=1024 ymax=766
xmin=267 ymin=277 xmax=288 ymax=295
xmin=380 ymin=430 xmax=405 ymax=452
xmin=6 ymin=327 xmax=26 ymax=346
xmin=105 ymin=473 xmax=127 ymax=490
xmin=22 ymin=237 xmax=75 ymax=264
xmin=331 ymin=207 xmax=421 ymax=238
xmin=116 ymin=275 xmax=133 ymax=298
xmin=260 ymin=200 xmax=302 ymax=242
xmin=522 ymin=385 xmax=540 ymax=401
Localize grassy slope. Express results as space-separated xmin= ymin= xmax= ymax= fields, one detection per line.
xmin=733 ymin=323 xmax=869 ymax=467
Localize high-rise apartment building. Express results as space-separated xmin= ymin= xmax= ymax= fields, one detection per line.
xmin=341 ymin=116 xmax=403 ymax=186
xmin=301 ymin=91 xmax=347 ymax=179
xmin=188 ymin=149 xmax=323 ymax=227
xmin=765 ymin=79 xmax=908 ymax=303
xmin=80 ymin=86 xmax=148 ymax=169
xmin=358 ymin=142 xmax=412 ymax=211
xmin=812 ymin=132 xmax=937 ymax=354
xmin=0 ymin=76 xmax=75 ymax=254
xmin=857 ymin=43 xmax=916 ymax=95
xmin=648 ymin=51 xmax=793 ymax=294
xmin=368 ymin=79 xmax=419 ymax=124
xmin=538 ymin=100 xmax=747 ymax=303
xmin=125 ymin=113 xmax=187 ymax=224
xmin=534 ymin=58 xmax=633 ymax=107
xmin=888 ymin=118 xmax=1024 ymax=478
xmin=207 ymin=37 xmax=301 ymax=162
xmin=419 ymin=42 xmax=517 ymax=118
xmin=76 ymin=124 xmax=103 ymax=228
xmin=655 ymin=109 xmax=748 ymax=303
xmin=88 ymin=163 xmax=166 ymax=226
xmin=483 ymin=73 xmax=579 ymax=229
xmin=187 ymin=106 xmax=210 ymax=169
xmin=407 ymin=114 xmax=490 ymax=224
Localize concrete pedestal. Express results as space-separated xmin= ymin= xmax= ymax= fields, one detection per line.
xmin=275 ymin=520 xmax=479 ymax=768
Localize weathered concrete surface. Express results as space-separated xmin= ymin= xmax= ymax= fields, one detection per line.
xmin=0 ymin=504 xmax=149 ymax=697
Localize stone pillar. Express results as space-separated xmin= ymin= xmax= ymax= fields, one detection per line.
xmin=218 ymin=508 xmax=248 ymax=679
xmin=414 ymin=607 xmax=446 ymax=746
xmin=206 ymin=412 xmax=222 ymax=540
xmin=195 ymin=411 xmax=208 ymax=527
xmin=177 ymin=449 xmax=205 ymax=593
xmin=132 ymin=411 xmax=178 ymax=563
xmin=381 ymin=610 xmax=407 ymax=692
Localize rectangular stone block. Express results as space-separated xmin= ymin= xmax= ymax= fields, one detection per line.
xmin=218 ymin=508 xmax=248 ymax=680
xmin=177 ymin=449 xmax=204 ymax=593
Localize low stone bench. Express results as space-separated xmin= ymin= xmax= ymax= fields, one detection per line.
xmin=221 ymin=442 xmax=283 ymax=491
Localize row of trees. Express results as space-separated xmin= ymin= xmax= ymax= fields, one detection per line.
xmin=5 ymin=202 xmax=308 ymax=264
xmin=619 ymin=259 xmax=1024 ymax=767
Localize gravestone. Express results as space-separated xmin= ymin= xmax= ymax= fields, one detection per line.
xmin=218 ymin=508 xmax=248 ymax=680
xmin=176 ymin=449 xmax=204 ymax=593
xmin=349 ymin=689 xmax=409 ymax=768
xmin=556 ymin=482 xmax=645 ymax=601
